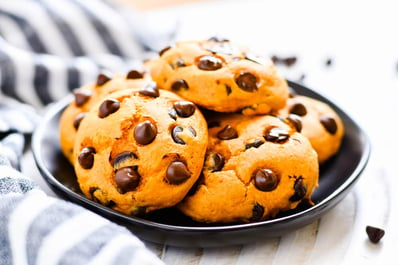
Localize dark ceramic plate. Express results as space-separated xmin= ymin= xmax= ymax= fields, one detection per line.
xmin=32 ymin=81 xmax=370 ymax=248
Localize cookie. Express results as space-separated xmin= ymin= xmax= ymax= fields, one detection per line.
xmin=59 ymin=70 xmax=151 ymax=163
xmin=178 ymin=114 xmax=318 ymax=223
xmin=144 ymin=37 xmax=288 ymax=115
xmin=73 ymin=88 xmax=208 ymax=216
xmin=275 ymin=95 xmax=344 ymax=164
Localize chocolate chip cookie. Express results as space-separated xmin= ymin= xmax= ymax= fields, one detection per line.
xmin=59 ymin=70 xmax=151 ymax=163
xmin=275 ymin=95 xmax=344 ymax=164
xmin=178 ymin=114 xmax=319 ymax=223
xmin=144 ymin=38 xmax=289 ymax=115
xmin=73 ymin=88 xmax=208 ymax=216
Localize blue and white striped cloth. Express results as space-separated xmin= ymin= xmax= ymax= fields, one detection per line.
xmin=0 ymin=0 xmax=174 ymax=264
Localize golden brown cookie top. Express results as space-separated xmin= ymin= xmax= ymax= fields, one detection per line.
xmin=73 ymin=88 xmax=208 ymax=215
xmin=144 ymin=38 xmax=289 ymax=114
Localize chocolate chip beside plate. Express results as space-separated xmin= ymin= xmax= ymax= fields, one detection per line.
xmin=134 ymin=120 xmax=157 ymax=145
xmin=98 ymin=98 xmax=120 ymax=118
xmin=166 ymin=161 xmax=191 ymax=185
xmin=253 ymin=168 xmax=279 ymax=192
xmin=235 ymin=72 xmax=258 ymax=92
xmin=114 ymin=167 xmax=140 ymax=194
xmin=366 ymin=226 xmax=385 ymax=243
xmin=217 ymin=125 xmax=238 ymax=140
xmin=320 ymin=116 xmax=338 ymax=134
xmin=173 ymin=101 xmax=195 ymax=117
xmin=78 ymin=147 xmax=96 ymax=169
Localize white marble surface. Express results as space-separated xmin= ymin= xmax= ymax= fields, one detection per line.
xmin=26 ymin=0 xmax=398 ymax=264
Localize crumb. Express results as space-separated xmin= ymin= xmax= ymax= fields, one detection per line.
xmin=271 ymin=55 xmax=298 ymax=67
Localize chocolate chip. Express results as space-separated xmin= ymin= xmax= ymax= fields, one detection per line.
xmin=188 ymin=126 xmax=197 ymax=137
xmin=96 ymin=72 xmax=112 ymax=86
xmin=112 ymin=151 xmax=138 ymax=168
xmin=225 ymin=84 xmax=232 ymax=95
xmin=73 ymin=112 xmax=87 ymax=130
xmin=250 ymin=203 xmax=264 ymax=222
xmin=253 ymin=168 xmax=279 ymax=192
xmin=171 ymin=125 xmax=185 ymax=145
xmin=264 ymin=127 xmax=290 ymax=143
xmin=245 ymin=139 xmax=264 ymax=149
xmin=290 ymin=102 xmax=307 ymax=116
xmin=168 ymin=108 xmax=177 ymax=120
xmin=208 ymin=36 xmax=229 ymax=42
xmin=98 ymin=98 xmax=120 ymax=118
xmin=126 ymin=69 xmax=144 ymax=79
xmin=325 ymin=57 xmax=333 ymax=67
xmin=131 ymin=206 xmax=146 ymax=217
xmin=290 ymin=177 xmax=307 ymax=201
xmin=217 ymin=125 xmax=238 ymax=140
xmin=166 ymin=161 xmax=191 ymax=185
xmin=134 ymin=120 xmax=157 ymax=145
xmin=286 ymin=114 xmax=303 ymax=132
xmin=320 ymin=116 xmax=338 ymax=134
xmin=171 ymin=79 xmax=189 ymax=91
xmin=78 ymin=147 xmax=96 ymax=169
xmin=139 ymin=82 xmax=159 ymax=97
xmin=173 ymin=101 xmax=195 ymax=117
xmin=366 ymin=226 xmax=385 ymax=243
xmin=271 ymin=55 xmax=297 ymax=67
xmin=174 ymin=58 xmax=186 ymax=68
xmin=197 ymin=55 xmax=223 ymax=71
xmin=235 ymin=72 xmax=258 ymax=92
xmin=114 ymin=167 xmax=140 ymax=194
xmin=73 ymin=88 xmax=92 ymax=107
xmin=159 ymin=46 xmax=171 ymax=56
xmin=208 ymin=153 xmax=224 ymax=172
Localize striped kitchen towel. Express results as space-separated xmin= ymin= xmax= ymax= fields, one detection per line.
xmin=0 ymin=0 xmax=174 ymax=264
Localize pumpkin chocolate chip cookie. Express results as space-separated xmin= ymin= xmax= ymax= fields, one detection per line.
xmin=144 ymin=37 xmax=289 ymax=115
xmin=72 ymin=88 xmax=208 ymax=216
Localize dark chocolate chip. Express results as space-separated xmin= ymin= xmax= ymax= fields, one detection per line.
xmin=171 ymin=79 xmax=189 ymax=91
xmin=126 ymin=69 xmax=144 ymax=79
xmin=366 ymin=226 xmax=385 ymax=243
xmin=320 ymin=116 xmax=338 ymax=134
xmin=253 ymin=168 xmax=279 ymax=192
xmin=73 ymin=88 xmax=92 ymax=107
xmin=159 ymin=45 xmax=171 ymax=56
xmin=112 ymin=151 xmax=138 ymax=168
xmin=78 ymin=147 xmax=96 ymax=169
xmin=96 ymin=73 xmax=112 ymax=86
xmin=290 ymin=177 xmax=307 ymax=201
xmin=250 ymin=203 xmax=264 ymax=222
xmin=290 ymin=102 xmax=307 ymax=116
xmin=114 ymin=167 xmax=140 ymax=194
xmin=134 ymin=120 xmax=157 ymax=145
xmin=197 ymin=55 xmax=223 ymax=71
xmin=139 ymin=82 xmax=159 ymax=98
xmin=217 ymin=125 xmax=238 ymax=140
xmin=175 ymin=58 xmax=186 ymax=67
xmin=166 ymin=161 xmax=191 ymax=185
xmin=245 ymin=139 xmax=264 ymax=149
xmin=131 ymin=206 xmax=146 ymax=217
xmin=208 ymin=36 xmax=229 ymax=42
xmin=98 ymin=98 xmax=120 ymax=118
xmin=171 ymin=125 xmax=185 ymax=145
xmin=168 ymin=108 xmax=177 ymax=120
xmin=271 ymin=55 xmax=297 ymax=67
xmin=225 ymin=84 xmax=232 ymax=95
xmin=209 ymin=153 xmax=224 ymax=172
xmin=286 ymin=114 xmax=303 ymax=132
xmin=325 ymin=57 xmax=333 ymax=67
xmin=264 ymin=127 xmax=290 ymax=143
xmin=73 ymin=112 xmax=87 ymax=130
xmin=173 ymin=101 xmax=195 ymax=117
xmin=235 ymin=72 xmax=258 ymax=92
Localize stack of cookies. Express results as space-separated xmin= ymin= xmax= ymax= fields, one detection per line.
xmin=59 ymin=38 xmax=344 ymax=224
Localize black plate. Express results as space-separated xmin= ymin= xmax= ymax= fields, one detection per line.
xmin=32 ymin=81 xmax=370 ymax=247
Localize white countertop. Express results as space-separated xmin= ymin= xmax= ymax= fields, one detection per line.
xmin=26 ymin=0 xmax=398 ymax=264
